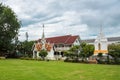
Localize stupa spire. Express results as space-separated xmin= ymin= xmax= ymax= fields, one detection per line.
xmin=42 ymin=24 xmax=45 ymax=39
xmin=41 ymin=24 xmax=46 ymax=44
xmin=100 ymin=24 xmax=102 ymax=34
xmin=98 ymin=24 xmax=104 ymax=38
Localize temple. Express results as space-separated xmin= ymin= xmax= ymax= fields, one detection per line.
xmin=94 ymin=26 xmax=108 ymax=55
xmin=32 ymin=25 xmax=81 ymax=60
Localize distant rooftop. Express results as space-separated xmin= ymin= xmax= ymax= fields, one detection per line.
xmin=81 ymin=37 xmax=120 ymax=43
xmin=81 ymin=39 xmax=95 ymax=43
xmin=108 ymin=37 xmax=120 ymax=41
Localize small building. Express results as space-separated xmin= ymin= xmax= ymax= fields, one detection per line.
xmin=107 ymin=37 xmax=120 ymax=44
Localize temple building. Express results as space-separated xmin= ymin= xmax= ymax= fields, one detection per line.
xmin=32 ymin=25 xmax=81 ymax=60
xmin=32 ymin=25 xmax=54 ymax=60
xmin=94 ymin=27 xmax=108 ymax=55
xmin=45 ymin=35 xmax=80 ymax=60
xmin=82 ymin=27 xmax=120 ymax=55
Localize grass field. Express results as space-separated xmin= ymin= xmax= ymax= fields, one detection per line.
xmin=0 ymin=59 xmax=120 ymax=80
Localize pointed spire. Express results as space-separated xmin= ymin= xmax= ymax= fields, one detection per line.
xmin=41 ymin=24 xmax=46 ymax=44
xmin=99 ymin=24 xmax=105 ymax=38
xmin=42 ymin=24 xmax=45 ymax=39
xmin=100 ymin=24 xmax=102 ymax=35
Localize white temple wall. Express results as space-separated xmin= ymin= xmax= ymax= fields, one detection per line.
xmin=101 ymin=42 xmax=108 ymax=50
xmin=46 ymin=48 xmax=55 ymax=60
xmin=94 ymin=42 xmax=98 ymax=50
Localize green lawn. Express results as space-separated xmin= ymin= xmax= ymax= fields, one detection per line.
xmin=0 ymin=59 xmax=120 ymax=80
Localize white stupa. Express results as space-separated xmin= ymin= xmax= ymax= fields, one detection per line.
xmin=94 ymin=26 xmax=108 ymax=56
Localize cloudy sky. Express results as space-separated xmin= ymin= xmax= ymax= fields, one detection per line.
xmin=1 ymin=0 xmax=120 ymax=41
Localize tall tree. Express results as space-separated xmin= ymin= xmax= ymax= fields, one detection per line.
xmin=0 ymin=3 xmax=20 ymax=54
xmin=80 ymin=42 xmax=94 ymax=61
xmin=108 ymin=44 xmax=120 ymax=64
xmin=16 ymin=41 xmax=34 ymax=57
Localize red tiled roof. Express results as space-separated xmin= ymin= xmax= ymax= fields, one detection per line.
xmin=45 ymin=35 xmax=79 ymax=44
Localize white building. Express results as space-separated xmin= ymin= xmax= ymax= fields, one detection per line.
xmin=32 ymin=25 xmax=81 ymax=60
xmin=94 ymin=28 xmax=108 ymax=56
xmin=45 ymin=35 xmax=80 ymax=60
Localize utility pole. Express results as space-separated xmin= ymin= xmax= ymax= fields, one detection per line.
xmin=25 ymin=32 xmax=29 ymax=42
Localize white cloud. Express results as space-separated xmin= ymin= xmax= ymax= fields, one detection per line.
xmin=1 ymin=0 xmax=120 ymax=41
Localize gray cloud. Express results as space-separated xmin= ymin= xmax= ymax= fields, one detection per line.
xmin=1 ymin=0 xmax=120 ymax=41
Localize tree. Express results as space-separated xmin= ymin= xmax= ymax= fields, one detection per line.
xmin=64 ymin=45 xmax=82 ymax=62
xmin=39 ymin=50 xmax=48 ymax=60
xmin=0 ymin=3 xmax=20 ymax=55
xmin=19 ymin=41 xmax=34 ymax=57
xmin=69 ymin=45 xmax=80 ymax=58
xmin=64 ymin=50 xmax=75 ymax=59
xmin=80 ymin=42 xmax=94 ymax=61
xmin=108 ymin=44 xmax=120 ymax=57
xmin=108 ymin=44 xmax=120 ymax=64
